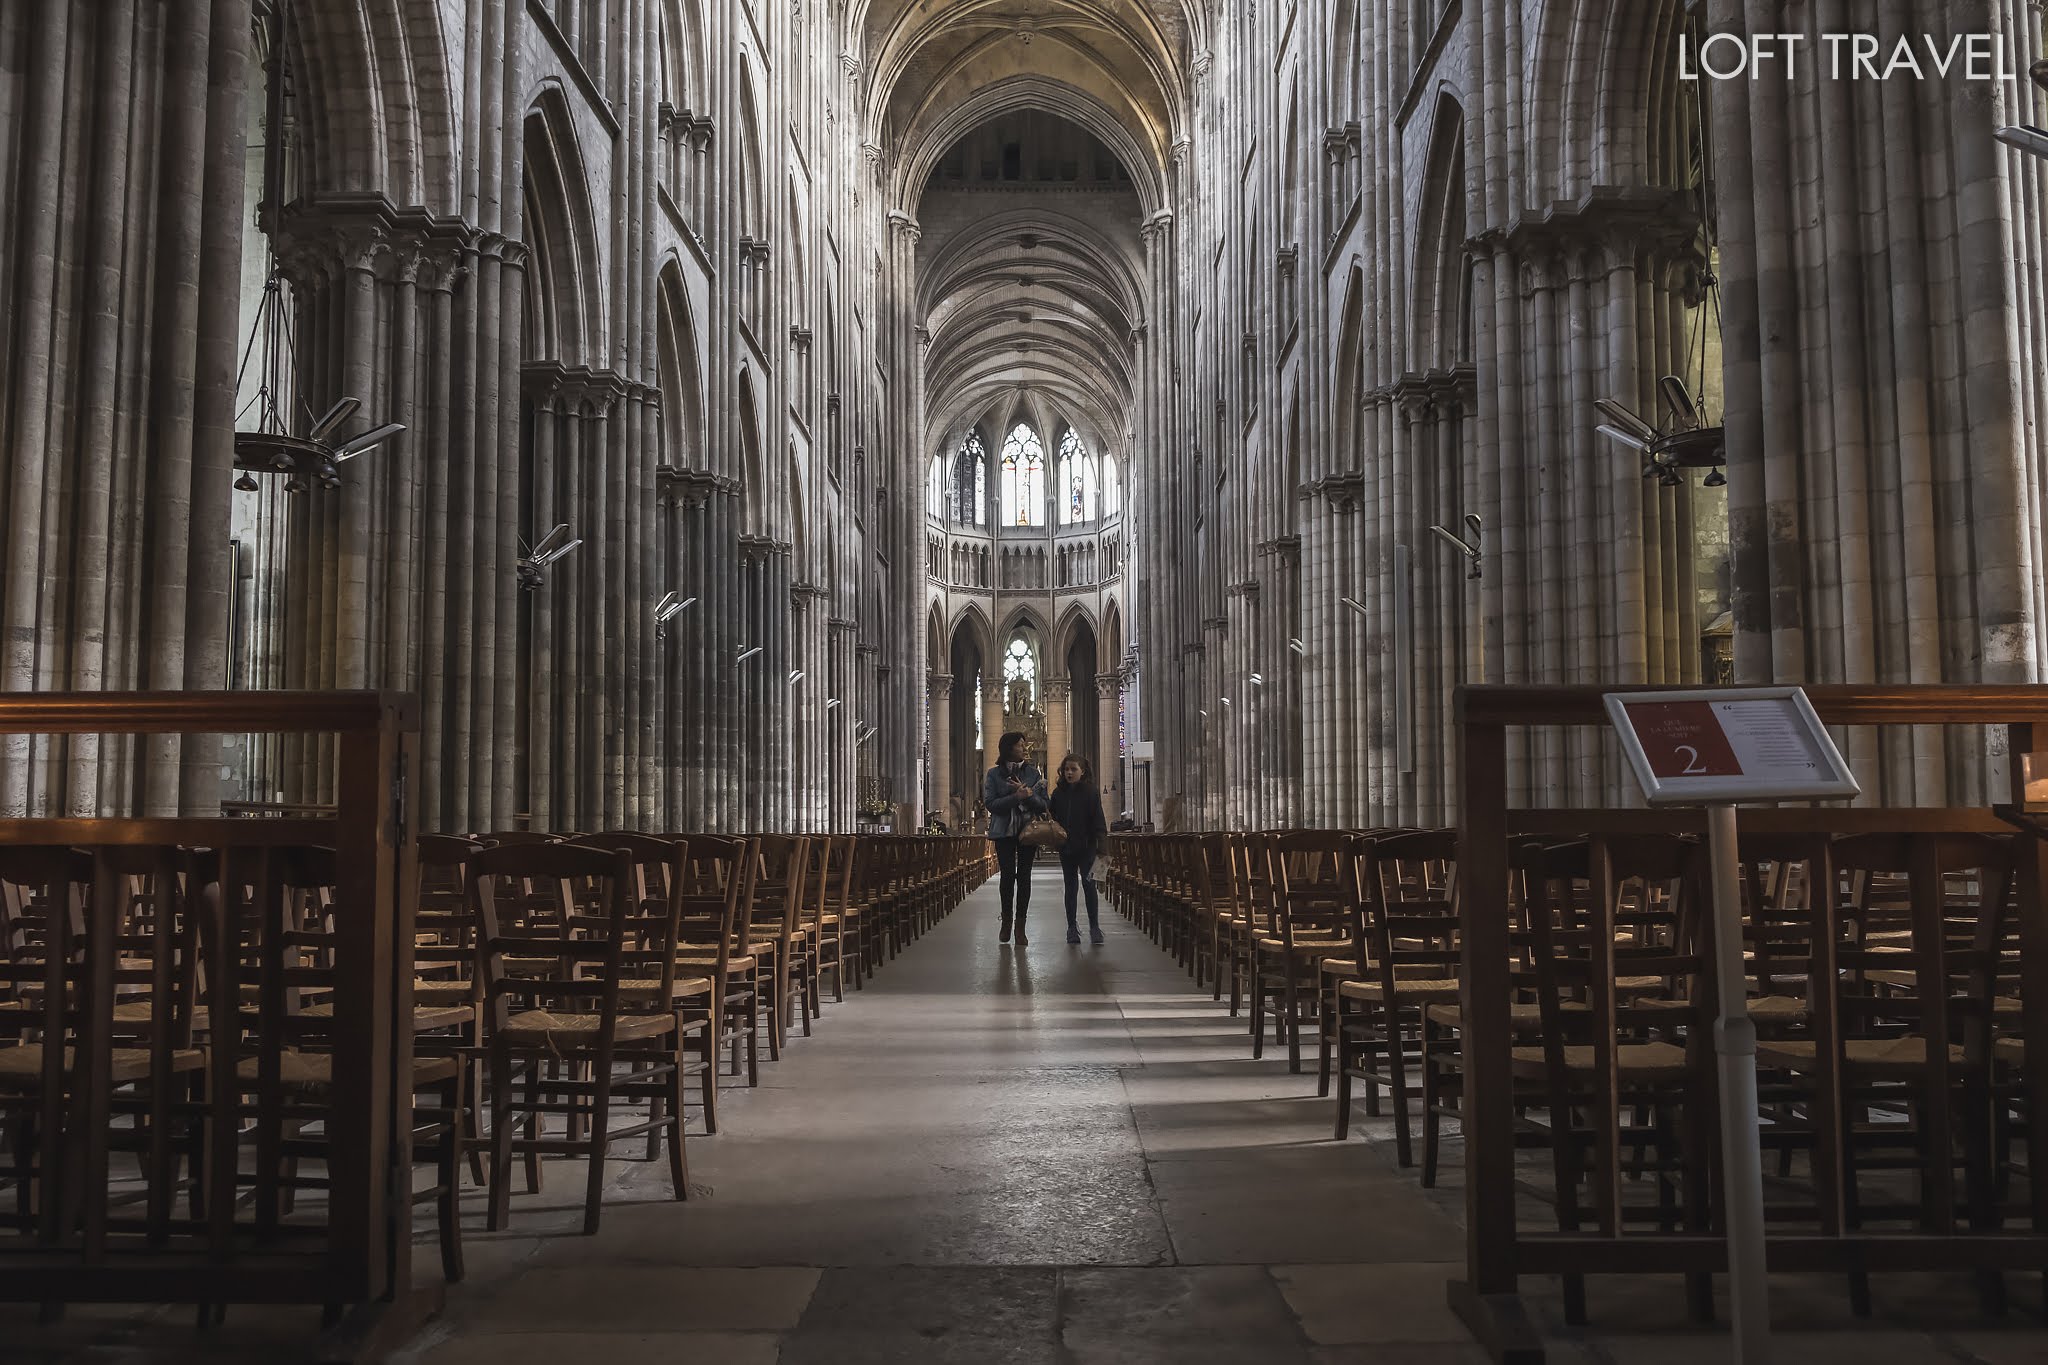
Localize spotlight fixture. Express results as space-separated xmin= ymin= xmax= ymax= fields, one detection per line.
xmin=1594 ymin=376 xmax=1725 ymax=488
xmin=1340 ymin=597 xmax=1368 ymax=617
xmin=1997 ymin=126 xmax=2048 ymax=157
xmin=654 ymin=591 xmax=695 ymax=637
xmin=825 ymin=698 xmax=843 ymax=710
xmin=1220 ymin=696 xmax=1232 ymax=708
xmin=1429 ymin=514 xmax=1484 ymax=580
xmin=736 ymin=646 xmax=764 ymax=664
xmin=1288 ymin=638 xmax=1306 ymax=655
xmin=788 ymin=669 xmax=806 ymax=684
xmin=517 ymin=524 xmax=583 ymax=591
xmin=1248 ymin=673 xmax=1264 ymax=688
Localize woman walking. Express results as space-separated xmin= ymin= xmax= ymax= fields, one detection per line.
xmin=1049 ymin=754 xmax=1109 ymax=945
xmin=983 ymin=731 xmax=1048 ymax=944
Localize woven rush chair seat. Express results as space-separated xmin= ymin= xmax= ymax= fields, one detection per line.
xmin=1756 ymin=1035 xmax=1967 ymax=1078
xmin=676 ymin=952 xmax=757 ymax=973
xmin=1258 ymin=934 xmax=1349 ymax=956
xmin=1509 ymin=1040 xmax=1691 ymax=1082
xmin=236 ymin=1052 xmax=460 ymax=1091
xmin=1427 ymin=1000 xmax=1586 ymax=1032
xmin=0 ymin=1043 xmax=205 ymax=1088
xmin=1996 ymin=1037 xmax=2025 ymax=1068
xmin=498 ymin=1007 xmax=680 ymax=1046
xmin=618 ymin=975 xmax=715 ymax=1002
xmin=413 ymin=979 xmax=478 ymax=1006
xmin=1338 ymin=976 xmax=1459 ymax=1004
xmin=303 ymin=1001 xmax=475 ymax=1031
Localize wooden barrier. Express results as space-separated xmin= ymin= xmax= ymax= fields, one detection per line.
xmin=1451 ymin=685 xmax=2048 ymax=1363
xmin=0 ymin=692 xmax=424 ymax=1362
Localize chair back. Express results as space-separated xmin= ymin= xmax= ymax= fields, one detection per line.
xmin=465 ymin=843 xmax=639 ymax=1042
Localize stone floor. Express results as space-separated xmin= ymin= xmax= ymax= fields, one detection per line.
xmin=7 ymin=869 xmax=2045 ymax=1362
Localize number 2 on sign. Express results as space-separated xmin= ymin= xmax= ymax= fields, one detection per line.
xmin=1675 ymin=745 xmax=1707 ymax=776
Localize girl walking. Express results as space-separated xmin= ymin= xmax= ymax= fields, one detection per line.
xmin=1048 ymin=754 xmax=1109 ymax=945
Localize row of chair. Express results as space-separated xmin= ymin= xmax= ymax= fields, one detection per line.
xmin=0 ymin=830 xmax=991 ymax=1309
xmin=1104 ymin=827 xmax=2036 ymax=1322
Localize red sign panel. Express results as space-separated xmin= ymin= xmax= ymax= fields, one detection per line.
xmin=1622 ymin=701 xmax=1743 ymax=779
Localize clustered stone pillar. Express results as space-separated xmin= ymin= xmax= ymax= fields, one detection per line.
xmin=0 ymin=0 xmax=253 ymax=817
xmin=927 ymin=673 xmax=954 ymax=822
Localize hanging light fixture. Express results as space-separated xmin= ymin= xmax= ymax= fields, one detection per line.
xmin=231 ymin=264 xmax=406 ymax=494
xmin=1592 ymin=35 xmax=1725 ymax=490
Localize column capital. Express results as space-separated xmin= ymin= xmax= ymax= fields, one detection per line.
xmin=928 ymin=672 xmax=955 ymax=698
xmin=1095 ymin=672 xmax=1121 ymax=699
xmin=887 ymin=210 xmax=921 ymax=242
xmin=1044 ymin=679 xmax=1072 ymax=704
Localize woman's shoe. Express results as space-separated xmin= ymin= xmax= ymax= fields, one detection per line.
xmin=999 ymin=912 xmax=1013 ymax=944
xmin=1090 ymin=926 xmax=1105 ymax=945
xmin=1066 ymin=926 xmax=1082 ymax=944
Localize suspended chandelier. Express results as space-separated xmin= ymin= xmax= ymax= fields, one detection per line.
xmin=231 ymin=259 xmax=404 ymax=494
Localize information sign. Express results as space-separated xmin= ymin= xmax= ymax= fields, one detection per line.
xmin=1603 ymin=687 xmax=1859 ymax=805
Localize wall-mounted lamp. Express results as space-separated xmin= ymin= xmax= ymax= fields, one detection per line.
xmin=1429 ymin=514 xmax=1484 ymax=580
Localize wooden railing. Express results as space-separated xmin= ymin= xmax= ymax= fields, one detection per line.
xmin=0 ymin=692 xmax=424 ymax=1357
xmin=1452 ymin=685 xmax=2048 ymax=1363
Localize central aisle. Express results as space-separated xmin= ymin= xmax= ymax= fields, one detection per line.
xmin=405 ymin=868 xmax=1480 ymax=1364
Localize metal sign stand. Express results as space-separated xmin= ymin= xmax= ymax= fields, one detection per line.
xmin=1604 ymin=686 xmax=1862 ymax=1365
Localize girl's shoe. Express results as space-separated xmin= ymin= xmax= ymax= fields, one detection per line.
xmin=1090 ymin=927 xmax=1105 ymax=945
xmin=1066 ymin=927 xmax=1082 ymax=944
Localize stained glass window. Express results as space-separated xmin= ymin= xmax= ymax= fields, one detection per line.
xmin=1002 ymin=635 xmax=1038 ymax=704
xmin=927 ymin=454 xmax=947 ymax=519
xmin=999 ymin=424 xmax=1046 ymax=526
xmin=952 ymin=431 xmax=987 ymax=525
xmin=1056 ymin=428 xmax=1096 ymax=525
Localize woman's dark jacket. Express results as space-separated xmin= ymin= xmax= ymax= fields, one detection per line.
xmin=983 ymin=763 xmax=1048 ymax=839
xmin=1048 ymin=781 xmax=1108 ymax=858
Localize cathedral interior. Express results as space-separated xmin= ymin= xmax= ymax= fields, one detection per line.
xmin=4 ymin=1 xmax=2048 ymax=1362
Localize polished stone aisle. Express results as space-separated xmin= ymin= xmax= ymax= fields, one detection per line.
xmin=397 ymin=867 xmax=1481 ymax=1364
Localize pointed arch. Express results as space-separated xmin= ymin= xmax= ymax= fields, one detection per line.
xmin=656 ymin=261 xmax=705 ymax=468
xmin=1333 ymin=265 xmax=1366 ymax=469
xmin=522 ymin=86 xmax=606 ymax=367
xmin=1410 ymin=93 xmax=1468 ymax=370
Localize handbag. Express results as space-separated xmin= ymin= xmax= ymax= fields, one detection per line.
xmin=1018 ymin=813 xmax=1068 ymax=849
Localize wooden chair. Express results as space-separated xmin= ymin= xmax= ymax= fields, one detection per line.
xmin=1757 ymin=832 xmax=2018 ymax=1312
xmin=467 ymin=842 xmax=698 ymax=1235
xmin=1333 ymin=830 xmax=1461 ymax=1165
xmin=749 ymin=834 xmax=811 ymax=1059
xmin=217 ymin=845 xmax=464 ymax=1282
xmin=0 ymin=846 xmax=207 ymax=1256
xmin=672 ymin=834 xmax=760 ymax=1120
xmin=566 ymin=833 xmax=715 ymax=1154
xmin=1512 ymin=835 xmax=1714 ymax=1325
xmin=1254 ymin=832 xmax=1355 ymax=1073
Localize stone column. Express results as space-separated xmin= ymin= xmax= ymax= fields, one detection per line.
xmin=981 ymin=678 xmax=1006 ymax=778
xmin=1096 ymin=673 xmax=1122 ymax=818
xmin=1044 ymin=679 xmax=1072 ymax=772
xmin=928 ymin=672 xmax=953 ymax=822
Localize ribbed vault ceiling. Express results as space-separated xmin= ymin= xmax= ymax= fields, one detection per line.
xmin=867 ymin=0 xmax=1186 ymax=470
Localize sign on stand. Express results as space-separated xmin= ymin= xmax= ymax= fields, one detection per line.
xmin=1603 ymin=687 xmax=1859 ymax=1365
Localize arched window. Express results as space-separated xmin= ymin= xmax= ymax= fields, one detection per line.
xmin=928 ymin=454 xmax=947 ymax=519
xmin=1000 ymin=423 xmax=1046 ymax=526
xmin=952 ymin=430 xmax=987 ymax=525
xmin=1002 ymin=635 xmax=1038 ymax=704
xmin=1102 ymin=453 xmax=1121 ymax=517
xmin=1056 ymin=428 xmax=1097 ymax=525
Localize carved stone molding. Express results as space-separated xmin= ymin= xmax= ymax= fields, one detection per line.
xmin=656 ymin=464 xmax=742 ymax=509
xmin=1308 ymin=471 xmax=1364 ymax=514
